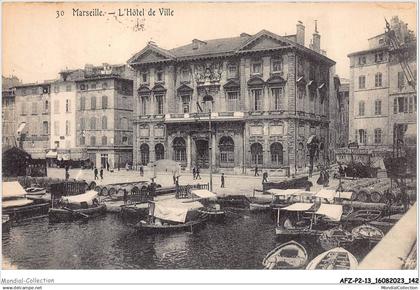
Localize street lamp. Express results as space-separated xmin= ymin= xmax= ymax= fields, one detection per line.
xmin=202 ymin=93 xmax=214 ymax=191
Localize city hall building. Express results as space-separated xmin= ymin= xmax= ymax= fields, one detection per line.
xmin=129 ymin=22 xmax=335 ymax=174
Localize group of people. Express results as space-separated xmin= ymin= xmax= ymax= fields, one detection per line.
xmin=93 ymin=167 xmax=104 ymax=180
xmin=192 ymin=166 xmax=201 ymax=180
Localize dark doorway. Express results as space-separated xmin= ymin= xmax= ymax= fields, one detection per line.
xmin=195 ymin=139 xmax=209 ymax=168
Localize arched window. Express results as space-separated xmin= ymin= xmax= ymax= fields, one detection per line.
xmin=219 ymin=136 xmax=234 ymax=166
xmin=250 ymin=143 xmax=263 ymax=165
xmin=90 ymin=117 xmax=96 ymax=130
xmin=270 ymin=142 xmax=283 ymax=165
xmin=91 ymin=96 xmax=96 ymax=110
xmin=173 ymin=137 xmax=186 ymax=162
xmin=140 ymin=143 xmax=150 ymax=165
xmin=102 ymin=116 xmax=107 ymax=130
xmin=297 ymin=142 xmax=305 ymax=168
xmin=101 ymin=136 xmax=107 ymax=145
xmin=155 ymin=143 xmax=164 ymax=161
xmin=102 ymin=95 xmax=108 ymax=109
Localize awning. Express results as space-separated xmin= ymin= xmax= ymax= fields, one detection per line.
xmin=58 ymin=153 xmax=70 ymax=161
xmin=335 ymin=191 xmax=353 ymax=200
xmin=151 ymin=199 xmax=203 ymax=223
xmin=46 ymin=150 xmax=57 ymax=158
xmin=315 ymin=204 xmax=343 ymax=221
xmin=191 ymin=189 xmax=217 ymax=199
xmin=315 ymin=189 xmax=336 ymax=200
xmin=62 ymin=190 xmax=98 ymax=205
xmin=268 ymin=188 xmax=303 ymax=196
xmin=282 ymin=202 xmax=314 ymax=212
xmin=2 ymin=198 xmax=34 ymax=209
xmin=2 ymin=181 xmax=27 ymax=200
xmin=17 ymin=122 xmax=26 ymax=134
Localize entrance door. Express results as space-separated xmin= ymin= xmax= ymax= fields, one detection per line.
xmin=195 ymin=140 xmax=209 ymax=168
xmin=101 ymin=154 xmax=108 ymax=168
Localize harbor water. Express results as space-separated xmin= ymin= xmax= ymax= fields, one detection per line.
xmin=2 ymin=212 xmax=374 ymax=269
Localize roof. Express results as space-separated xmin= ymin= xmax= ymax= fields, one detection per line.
xmin=282 ymin=202 xmax=314 ymax=212
xmin=2 ymin=181 xmax=27 ymax=200
xmin=347 ymin=46 xmax=388 ymax=57
xmin=315 ymin=204 xmax=343 ymax=221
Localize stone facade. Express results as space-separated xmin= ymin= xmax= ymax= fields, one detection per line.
xmin=2 ymin=88 xmax=17 ymax=148
xmin=129 ymin=25 xmax=335 ymax=175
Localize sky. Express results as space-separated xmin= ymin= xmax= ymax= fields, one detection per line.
xmin=2 ymin=2 xmax=417 ymax=83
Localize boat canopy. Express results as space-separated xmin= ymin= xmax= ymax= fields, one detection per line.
xmin=61 ymin=190 xmax=98 ymax=205
xmin=191 ymin=189 xmax=217 ymax=199
xmin=151 ymin=199 xmax=203 ymax=223
xmin=2 ymin=181 xmax=27 ymax=200
xmin=315 ymin=189 xmax=352 ymax=200
xmin=268 ymin=189 xmax=303 ymax=196
xmin=315 ymin=204 xmax=343 ymax=221
xmin=2 ymin=198 xmax=34 ymax=209
xmin=281 ymin=202 xmax=314 ymax=212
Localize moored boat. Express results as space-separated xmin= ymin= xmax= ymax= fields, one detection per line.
xmin=262 ymin=241 xmax=308 ymax=269
xmin=351 ymin=224 xmax=384 ymax=241
xmin=2 ymin=215 xmax=11 ymax=232
xmin=133 ymin=218 xmax=206 ymax=234
xmin=306 ymin=247 xmax=358 ymax=270
xmin=344 ymin=209 xmax=382 ymax=224
xmin=192 ymin=189 xmax=225 ymax=221
xmin=319 ymin=227 xmax=354 ymax=250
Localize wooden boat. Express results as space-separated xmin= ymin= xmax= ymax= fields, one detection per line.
xmin=2 ymin=215 xmax=11 ymax=232
xmin=133 ymin=218 xmax=206 ymax=234
xmin=319 ymin=227 xmax=354 ymax=250
xmin=344 ymin=210 xmax=382 ymax=223
xmin=351 ymin=224 xmax=384 ymax=241
xmin=48 ymin=204 xmax=106 ymax=222
xmin=306 ymin=247 xmax=358 ymax=270
xmin=249 ymin=202 xmax=271 ymax=212
xmin=197 ymin=207 xmax=226 ymax=222
xmin=262 ymin=241 xmax=308 ymax=269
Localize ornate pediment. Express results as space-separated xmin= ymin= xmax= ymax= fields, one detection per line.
xmin=152 ymin=84 xmax=167 ymax=93
xmin=177 ymin=84 xmax=193 ymax=94
xmin=137 ymin=85 xmax=151 ymax=95
xmin=266 ymin=75 xmax=286 ymax=86
xmin=128 ymin=44 xmax=175 ymax=65
xmin=223 ymin=79 xmax=240 ymax=90
xmin=247 ymin=76 xmax=265 ymax=87
xmin=237 ymin=30 xmax=292 ymax=53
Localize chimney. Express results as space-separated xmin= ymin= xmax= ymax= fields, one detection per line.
xmin=312 ymin=20 xmax=321 ymax=53
xmin=192 ymin=39 xmax=206 ymax=50
xmin=296 ymin=21 xmax=305 ymax=46
xmin=240 ymin=32 xmax=251 ymax=38
xmin=148 ymin=41 xmax=157 ymax=46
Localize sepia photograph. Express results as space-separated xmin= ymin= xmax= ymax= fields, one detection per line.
xmin=1 ymin=1 xmax=418 ymax=287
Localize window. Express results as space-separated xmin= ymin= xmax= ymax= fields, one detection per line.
xmin=156 ymin=67 xmax=164 ymax=82
xmin=155 ymin=143 xmax=165 ymax=161
xmin=271 ymin=87 xmax=282 ymax=111
xmin=122 ymin=136 xmax=128 ymax=145
xmin=65 ymin=99 xmax=70 ymax=112
xmin=44 ymin=100 xmax=49 ymax=112
xmin=251 ymin=60 xmax=262 ymax=75
xmin=358 ymin=56 xmax=366 ymax=65
xmin=90 ymin=117 xmax=96 ymax=130
xmin=120 ymin=117 xmax=128 ymax=130
xmin=66 ymin=84 xmax=72 ymax=92
xmin=140 ymin=144 xmax=150 ymax=165
xmin=32 ymin=102 xmax=38 ymax=114
xmin=65 ymin=120 xmax=70 ymax=136
xmin=395 ymin=97 xmax=409 ymax=114
xmin=219 ymin=136 xmax=234 ymax=165
xmin=358 ymin=129 xmax=367 ymax=144
xmin=91 ymin=96 xmax=96 ymax=110
xmin=80 ymin=136 xmax=85 ymax=146
xmin=80 ymin=84 xmax=86 ymax=91
xmin=90 ymin=136 xmax=96 ymax=146
xmin=270 ymin=142 xmax=283 ymax=165
xmin=374 ymin=99 xmax=382 ymax=115
xmin=91 ymin=83 xmax=97 ymax=90
xmin=358 ymin=101 xmax=365 ymax=116
xmin=375 ymin=52 xmax=383 ymax=63
xmin=102 ymin=116 xmax=107 ymax=129
xmin=251 ymin=143 xmax=263 ymax=165
xmin=102 ymin=82 xmax=108 ymax=89
xmin=227 ymin=64 xmax=238 ymax=79
xmin=54 ymin=100 xmax=59 ymax=114
xmin=408 ymin=96 xmax=414 ymax=113
xmin=156 ymin=95 xmax=164 ymax=114
xmin=101 ymin=136 xmax=107 ymax=146
xmin=141 ymin=96 xmax=148 ymax=115
xmin=271 ymin=58 xmax=283 ymax=73
xmin=80 ymin=118 xmax=85 ymax=130
xmin=251 ymin=89 xmax=263 ymax=111
xmin=375 ymin=73 xmax=382 ymax=87
xmin=80 ymin=96 xmax=86 ymax=111
xmin=54 ymin=121 xmax=59 ymax=136
xmin=42 ymin=121 xmax=48 ymax=135
xmin=227 ymin=91 xmax=239 ymax=111
xmin=102 ymin=95 xmax=108 ymax=109
xmin=181 ymin=95 xmax=190 ymax=113
xmin=173 ymin=137 xmax=186 ymax=162
xmin=180 ymin=67 xmax=190 ymax=82
xmin=359 ymin=76 xmax=366 ymax=89
xmin=398 ymin=72 xmax=405 ymax=89
xmin=374 ymin=129 xmax=382 ymax=144
xmin=141 ymin=70 xmax=148 ymax=83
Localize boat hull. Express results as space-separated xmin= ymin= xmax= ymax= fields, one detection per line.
xmin=306 ymin=247 xmax=358 ymax=270
xmin=198 ymin=208 xmax=226 ymax=222
xmin=263 ymin=241 xmax=308 ymax=269
xmin=2 ymin=215 xmax=11 ymax=232
xmin=134 ymin=219 xmax=206 ymax=234
xmin=48 ymin=204 xmax=106 ymax=223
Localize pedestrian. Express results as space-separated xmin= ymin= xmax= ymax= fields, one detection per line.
xmin=175 ymin=176 xmax=180 ymax=187
xmin=192 ymin=167 xmax=196 ymax=180
xmin=254 ymin=165 xmax=259 ymax=176
xmin=94 ymin=167 xmax=98 ymax=180
xmin=125 ymin=163 xmax=129 ymax=171
xmin=106 ymin=161 xmax=110 ymax=171
xmin=323 ymin=169 xmax=330 ymax=187
xmin=100 ymin=168 xmax=104 ymax=180
xmin=262 ymin=172 xmax=268 ymax=183
xmin=221 ymin=173 xmax=225 ymax=188
xmin=173 ymin=171 xmax=176 ymax=185
xmin=117 ymin=163 xmax=120 ymax=171
xmin=140 ymin=165 xmax=144 ymax=177
xmin=196 ymin=167 xmax=201 ymax=179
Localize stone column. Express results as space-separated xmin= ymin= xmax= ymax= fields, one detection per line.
xmin=186 ymin=134 xmax=191 ymax=171
xmin=211 ymin=131 xmax=216 ymax=167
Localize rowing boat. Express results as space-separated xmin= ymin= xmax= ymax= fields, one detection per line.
xmin=306 ymin=247 xmax=358 ymax=270
xmin=133 ymin=218 xmax=206 ymax=234
xmin=262 ymin=241 xmax=308 ymax=269
xmin=351 ymin=224 xmax=384 ymax=241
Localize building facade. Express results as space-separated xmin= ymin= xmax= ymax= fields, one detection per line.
xmin=2 ymin=88 xmax=17 ymax=148
xmin=334 ymin=77 xmax=350 ymax=148
xmin=348 ymin=16 xmax=416 ymax=149
xmin=74 ymin=65 xmax=134 ymax=169
xmin=129 ymin=23 xmax=335 ymax=174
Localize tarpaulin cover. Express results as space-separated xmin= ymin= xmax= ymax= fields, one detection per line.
xmin=2 ymin=181 xmax=27 ymax=200
xmin=282 ymin=202 xmax=314 ymax=212
xmin=191 ymin=189 xmax=217 ymax=199
xmin=316 ymin=189 xmax=353 ymax=200
xmin=62 ymin=190 xmax=98 ymax=205
xmin=315 ymin=204 xmax=343 ymax=221
xmin=151 ymin=199 xmax=203 ymax=223
xmin=2 ymin=198 xmax=34 ymax=209
xmin=268 ymin=188 xmax=303 ymax=196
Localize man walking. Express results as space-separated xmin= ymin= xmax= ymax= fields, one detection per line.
xmin=173 ymin=171 xmax=177 ymax=185
xmin=221 ymin=173 xmax=225 ymax=188
xmin=196 ymin=166 xmax=201 ymax=179
xmin=94 ymin=167 xmax=98 ymax=180
xmin=106 ymin=161 xmax=110 ymax=171
xmin=100 ymin=168 xmax=104 ymax=180
xmin=254 ymin=165 xmax=259 ymax=177
xmin=140 ymin=165 xmax=144 ymax=177
xmin=262 ymin=171 xmax=268 ymax=183
xmin=192 ymin=167 xmax=196 ymax=180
